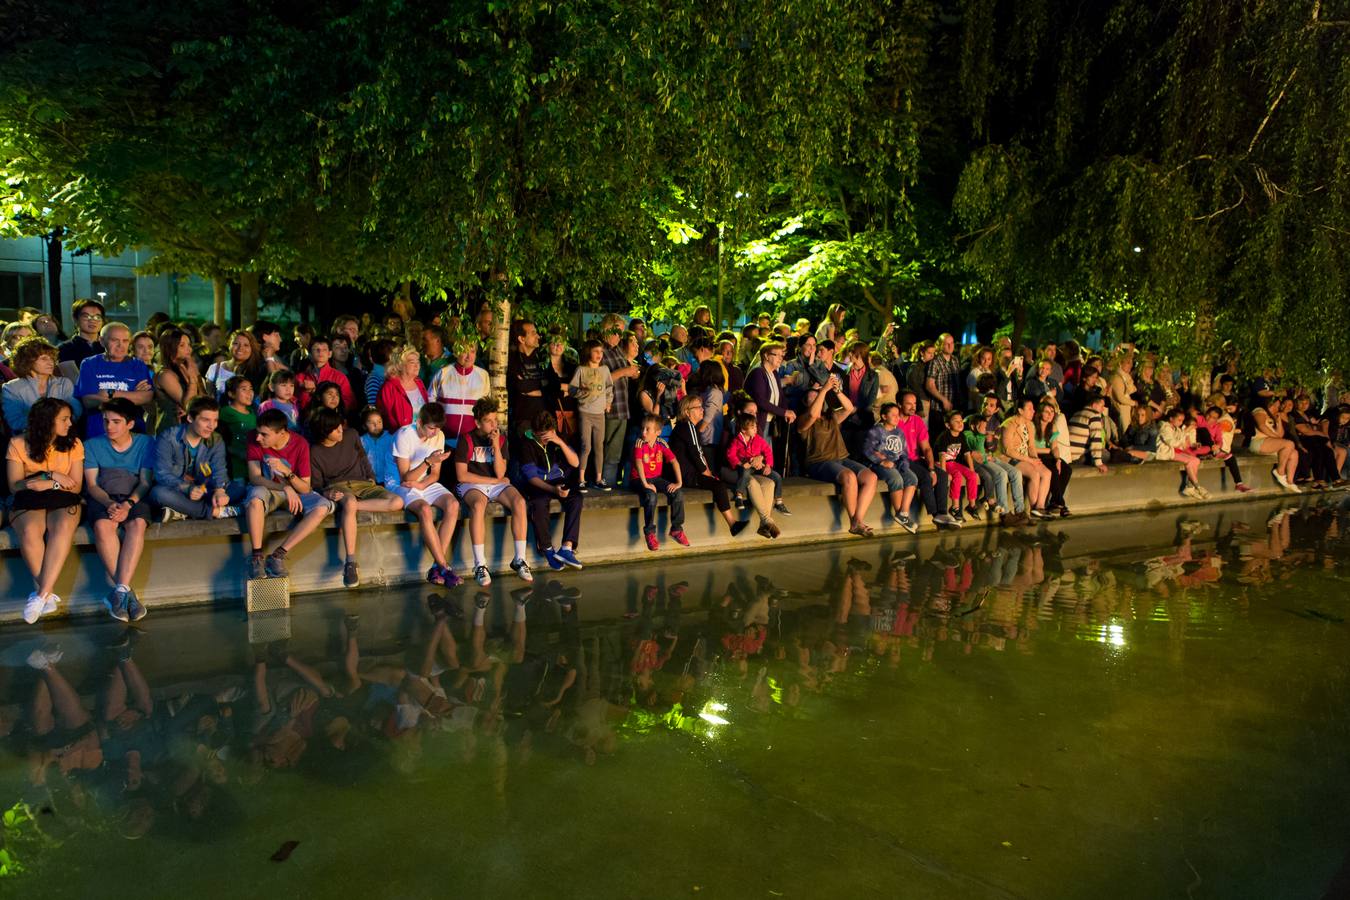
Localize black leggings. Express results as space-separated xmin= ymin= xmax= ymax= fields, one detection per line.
xmin=1037 ymin=453 xmax=1072 ymax=508
xmin=1296 ymin=435 xmax=1338 ymax=482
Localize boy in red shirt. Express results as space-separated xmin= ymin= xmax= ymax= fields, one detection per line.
xmin=244 ymin=408 xmax=335 ymax=579
xmin=632 ymin=413 xmax=690 ymax=551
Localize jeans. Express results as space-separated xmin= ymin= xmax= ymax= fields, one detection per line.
xmin=908 ymin=458 xmax=948 ymax=518
xmin=150 ymin=482 xmax=245 ymax=519
xmin=870 ymin=462 xmax=919 ymax=492
xmin=973 ymin=458 xmax=1022 ymax=512
xmin=601 ymin=417 xmax=626 ymax=486
xmin=636 ymin=477 xmax=685 ymax=535
xmin=525 ymin=478 xmax=583 ymax=553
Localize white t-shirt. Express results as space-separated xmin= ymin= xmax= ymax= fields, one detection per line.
xmin=404 ymin=387 xmax=425 ymax=419
xmin=393 ymin=423 xmax=444 ymax=469
xmin=205 ymin=362 xmax=236 ymax=398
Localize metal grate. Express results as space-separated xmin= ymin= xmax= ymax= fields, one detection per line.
xmin=247 ymin=609 xmax=292 ymax=645
xmin=246 ymin=576 xmax=290 ymax=613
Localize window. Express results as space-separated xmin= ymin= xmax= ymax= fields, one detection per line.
xmin=0 ymin=271 xmax=45 ymax=316
xmin=90 ymin=275 xmax=139 ymax=329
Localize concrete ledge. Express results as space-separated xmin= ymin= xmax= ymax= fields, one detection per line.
xmin=1 ymin=453 xmax=1341 ymax=623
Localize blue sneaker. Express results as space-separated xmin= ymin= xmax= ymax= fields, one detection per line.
xmin=126 ymin=590 xmax=146 ymax=622
xmin=105 ymin=588 xmax=130 ymax=623
xmin=545 ymin=549 xmax=566 ymax=571
xmin=555 ymin=547 xmax=584 ymax=570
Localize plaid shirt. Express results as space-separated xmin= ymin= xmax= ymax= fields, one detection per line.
xmin=926 ymin=353 xmax=960 ymax=404
xmin=601 ymin=344 xmax=631 ymax=420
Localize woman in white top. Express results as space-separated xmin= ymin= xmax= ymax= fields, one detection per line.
xmin=205 ymin=331 xmax=266 ymax=399
xmin=1250 ymin=395 xmax=1300 ymax=491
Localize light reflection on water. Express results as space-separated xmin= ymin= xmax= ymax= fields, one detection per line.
xmin=1 ymin=496 xmax=1349 ymax=898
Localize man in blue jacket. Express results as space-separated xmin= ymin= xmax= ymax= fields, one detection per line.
xmin=150 ymin=397 xmax=243 ymax=520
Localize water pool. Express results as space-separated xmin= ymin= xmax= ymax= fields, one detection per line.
xmin=1 ymin=496 xmax=1348 ymax=899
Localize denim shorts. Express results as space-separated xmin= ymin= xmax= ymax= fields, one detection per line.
xmin=806 ymin=457 xmax=868 ymax=482
xmin=870 ymin=463 xmax=918 ymax=491
xmin=246 ymin=485 xmax=334 ymax=515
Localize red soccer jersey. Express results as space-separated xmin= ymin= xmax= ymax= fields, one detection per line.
xmin=632 ymin=439 xmax=675 ymax=481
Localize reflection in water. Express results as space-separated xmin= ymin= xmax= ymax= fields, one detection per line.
xmin=1 ymin=497 xmax=1349 ymax=893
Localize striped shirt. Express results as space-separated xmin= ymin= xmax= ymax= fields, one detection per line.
xmin=430 ymin=363 xmax=491 ymax=444
xmin=1068 ymin=408 xmax=1106 ymax=466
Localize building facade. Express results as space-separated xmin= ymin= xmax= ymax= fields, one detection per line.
xmin=0 ymin=236 xmax=215 ymax=332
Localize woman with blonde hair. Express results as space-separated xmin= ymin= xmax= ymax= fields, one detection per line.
xmin=1106 ymin=352 xmax=1138 ymax=436
xmin=377 ymin=346 xmax=430 ymax=430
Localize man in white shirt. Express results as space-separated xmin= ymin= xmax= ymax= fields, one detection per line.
xmin=393 ymin=403 xmax=463 ymax=587
xmin=429 ymin=341 xmax=491 ymax=448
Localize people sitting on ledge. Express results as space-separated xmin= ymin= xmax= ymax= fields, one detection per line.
xmin=4 ymin=302 xmax=1348 ymax=625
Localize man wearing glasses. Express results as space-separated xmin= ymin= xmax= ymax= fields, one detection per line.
xmin=58 ymin=298 xmax=106 ymax=367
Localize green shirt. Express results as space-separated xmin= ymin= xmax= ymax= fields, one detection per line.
xmin=962 ymin=428 xmax=990 ymax=463
xmin=218 ymin=405 xmax=257 ymax=480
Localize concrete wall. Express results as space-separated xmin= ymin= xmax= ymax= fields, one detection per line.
xmin=0 ymin=454 xmax=1339 ymax=624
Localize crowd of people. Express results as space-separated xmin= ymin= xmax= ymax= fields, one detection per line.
xmin=2 ymin=298 xmax=1347 ymax=627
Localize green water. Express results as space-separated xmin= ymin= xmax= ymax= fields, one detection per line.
xmin=2 ymin=497 xmax=1349 ymax=899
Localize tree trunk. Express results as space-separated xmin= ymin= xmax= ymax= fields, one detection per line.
xmin=1192 ymin=303 xmax=1217 ymax=399
xmin=239 ymin=271 xmax=261 ymax=327
xmin=490 ymin=295 xmax=513 ymax=423
xmin=45 ymin=228 xmax=63 ymax=321
xmin=212 ymin=277 xmax=228 ymax=327
xmin=1010 ymin=298 xmax=1027 ymax=350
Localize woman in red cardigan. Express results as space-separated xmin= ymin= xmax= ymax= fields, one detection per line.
xmin=377 ymin=347 xmax=429 ymax=430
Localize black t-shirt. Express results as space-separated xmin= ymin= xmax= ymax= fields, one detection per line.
xmin=931 ymin=429 xmax=966 ymax=463
xmin=453 ymin=428 xmax=506 ymax=479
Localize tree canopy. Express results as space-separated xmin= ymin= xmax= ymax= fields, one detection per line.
xmin=0 ymin=0 xmax=1346 ymax=372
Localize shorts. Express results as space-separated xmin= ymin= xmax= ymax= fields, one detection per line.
xmin=7 ymin=488 xmax=82 ymax=513
xmin=871 ymin=462 xmax=918 ymax=492
xmin=1247 ymin=434 xmax=1266 ymax=453
xmin=396 ymin=481 xmax=453 ymax=506
xmin=455 ymin=481 xmax=512 ymax=501
xmin=88 ymin=495 xmax=155 ymax=523
xmin=327 ymin=480 xmax=397 ymax=502
xmin=806 ymin=457 xmax=868 ymax=483
xmin=246 ymin=485 xmax=335 ymax=515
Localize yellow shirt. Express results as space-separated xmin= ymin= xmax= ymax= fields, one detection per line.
xmin=5 ymin=436 xmax=84 ymax=479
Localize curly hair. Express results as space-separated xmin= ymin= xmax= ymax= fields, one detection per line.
xmin=9 ymin=336 xmax=58 ymax=378
xmin=26 ymin=397 xmax=78 ymax=461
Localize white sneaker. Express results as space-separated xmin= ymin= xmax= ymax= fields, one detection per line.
xmin=25 ymin=646 xmax=62 ymax=669
xmin=43 ymin=594 xmax=59 ymax=615
xmin=1272 ymin=468 xmax=1291 ymax=489
xmin=1196 ymin=485 xmax=1212 ymax=499
xmin=474 ymin=565 xmax=492 ymax=587
xmin=23 ymin=593 xmax=47 ymax=625
xmin=1288 ymin=482 xmax=1303 ymax=493
xmin=510 ymin=558 xmax=534 ymax=583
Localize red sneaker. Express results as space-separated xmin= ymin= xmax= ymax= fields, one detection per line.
xmin=1235 ymin=482 xmax=1252 ymax=493
xmin=670 ymin=530 xmax=690 ymax=547
xmin=645 ymin=533 xmax=660 ymax=551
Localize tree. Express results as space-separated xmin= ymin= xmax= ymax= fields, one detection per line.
xmin=950 ymin=0 xmax=1350 ymax=376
